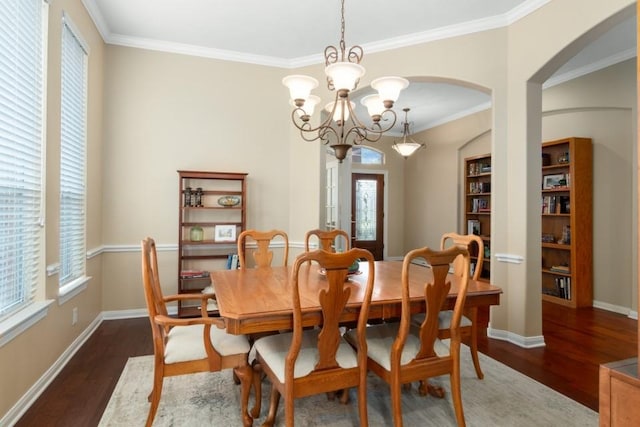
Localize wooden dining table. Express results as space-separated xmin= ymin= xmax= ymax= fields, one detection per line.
xmin=211 ymin=260 xmax=502 ymax=336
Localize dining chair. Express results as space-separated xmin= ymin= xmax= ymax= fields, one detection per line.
xmin=237 ymin=229 xmax=289 ymax=269
xmin=346 ymin=245 xmax=470 ymax=427
xmin=304 ymin=228 xmax=351 ymax=253
xmin=141 ymin=237 xmax=260 ymax=427
xmin=252 ymin=248 xmax=376 ymax=427
xmin=412 ymin=232 xmax=485 ymax=380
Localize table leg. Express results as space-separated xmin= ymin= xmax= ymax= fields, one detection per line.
xmin=418 ymin=380 xmax=445 ymax=398
xmin=234 ymin=365 xmax=254 ymax=426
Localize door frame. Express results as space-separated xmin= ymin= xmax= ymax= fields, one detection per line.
xmin=345 ymin=168 xmax=389 ymax=260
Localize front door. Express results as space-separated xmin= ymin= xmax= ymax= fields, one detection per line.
xmin=351 ymin=173 xmax=384 ymax=260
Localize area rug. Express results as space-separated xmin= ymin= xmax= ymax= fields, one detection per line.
xmin=100 ymin=346 xmax=597 ymax=426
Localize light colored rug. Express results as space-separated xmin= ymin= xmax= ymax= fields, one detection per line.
xmin=100 ymin=346 xmax=598 ymax=426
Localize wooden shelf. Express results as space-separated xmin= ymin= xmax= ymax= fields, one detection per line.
xmin=464 ymin=153 xmax=492 ymax=281
xmin=540 ymin=137 xmax=592 ymax=308
xmin=177 ymin=170 xmax=247 ymax=317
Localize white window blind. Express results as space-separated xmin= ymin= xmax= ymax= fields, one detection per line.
xmin=0 ymin=0 xmax=47 ymax=318
xmin=59 ymin=14 xmax=88 ymax=288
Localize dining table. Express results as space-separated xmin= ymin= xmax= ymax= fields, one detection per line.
xmin=211 ymin=259 xmax=502 ymax=425
xmin=211 ymin=259 xmax=502 ymax=336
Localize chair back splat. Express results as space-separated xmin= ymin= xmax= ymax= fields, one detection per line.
xmin=440 ymin=232 xmax=484 ymax=281
xmin=304 ymin=228 xmax=351 ymax=253
xmin=237 ymin=229 xmax=289 ymax=269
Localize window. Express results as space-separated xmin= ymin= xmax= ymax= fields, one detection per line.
xmin=59 ymin=14 xmax=88 ymax=294
xmin=351 ymin=146 xmax=384 ymax=165
xmin=0 ymin=0 xmax=47 ymax=320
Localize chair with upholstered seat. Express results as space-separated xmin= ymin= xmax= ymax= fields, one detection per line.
xmin=412 ymin=232 xmax=485 ymax=381
xmin=304 ymin=228 xmax=350 ymax=253
xmin=253 ymin=248 xmax=376 ymax=427
xmin=347 ymin=245 xmax=470 ymax=427
xmin=439 ymin=232 xmax=485 ymax=379
xmin=237 ymin=229 xmax=289 ymax=269
xmin=141 ymin=237 xmax=260 ymax=427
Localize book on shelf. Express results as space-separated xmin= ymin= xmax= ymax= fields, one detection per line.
xmin=180 ymin=270 xmax=209 ymax=279
xmin=472 ymin=198 xmax=488 ymax=213
xmin=467 ymin=219 xmax=480 ymax=236
xmin=550 ymin=265 xmax=570 ymax=273
xmin=227 ymin=253 xmax=240 ymax=270
xmin=180 ymin=272 xmax=211 ymax=290
xmin=554 ymin=277 xmax=571 ymax=299
xmin=558 ymin=196 xmax=570 ymax=214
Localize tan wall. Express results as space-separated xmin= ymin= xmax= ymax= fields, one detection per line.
xmin=402 ymin=58 xmax=636 ymax=316
xmin=404 ymin=109 xmax=492 ymax=252
xmin=2 ymin=0 xmax=636 ymax=420
xmin=101 ymin=46 xmax=296 ymax=310
xmin=542 ymin=59 xmax=637 ymax=311
xmin=0 ymin=0 xmax=105 ymax=419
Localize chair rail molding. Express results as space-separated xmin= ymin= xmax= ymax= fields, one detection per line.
xmin=495 ymin=253 xmax=524 ymax=264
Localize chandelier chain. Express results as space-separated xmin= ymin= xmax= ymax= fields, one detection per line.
xmin=339 ymin=0 xmax=346 ymax=61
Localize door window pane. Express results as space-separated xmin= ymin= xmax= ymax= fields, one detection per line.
xmin=355 ymin=179 xmax=377 ymax=240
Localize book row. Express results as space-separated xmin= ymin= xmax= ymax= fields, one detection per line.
xmin=542 ymin=195 xmax=570 ymax=214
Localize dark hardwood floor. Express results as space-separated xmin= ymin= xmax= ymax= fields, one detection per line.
xmin=14 ymin=301 xmax=637 ymax=426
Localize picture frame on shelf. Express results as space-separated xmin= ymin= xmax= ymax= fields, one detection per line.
xmin=542 ymin=173 xmax=566 ymax=190
xmin=214 ymin=224 xmax=236 ymax=242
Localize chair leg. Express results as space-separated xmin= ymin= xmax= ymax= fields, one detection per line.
xmin=390 ymin=376 xmax=403 ymax=427
xmin=450 ymin=373 xmax=466 ymax=426
xmin=358 ymin=371 xmax=369 ymax=426
xmin=339 ymin=388 xmax=350 ymax=404
xmin=146 ymin=371 xmax=164 ymax=427
xmin=469 ymin=316 xmax=484 ymax=379
xmin=285 ymin=384 xmax=295 ymax=427
xmin=262 ymin=385 xmax=281 ymax=427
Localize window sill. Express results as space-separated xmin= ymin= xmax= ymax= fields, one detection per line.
xmin=58 ymin=276 xmax=92 ymax=305
xmin=0 ymin=300 xmax=54 ymax=348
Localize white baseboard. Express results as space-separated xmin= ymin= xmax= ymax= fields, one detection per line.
xmin=592 ymin=299 xmax=637 ymax=319
xmin=1 ymin=314 xmax=104 ymax=427
xmin=487 ymin=327 xmax=546 ymax=348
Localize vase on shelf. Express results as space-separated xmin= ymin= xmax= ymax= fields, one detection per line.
xmin=190 ymin=226 xmax=204 ymax=242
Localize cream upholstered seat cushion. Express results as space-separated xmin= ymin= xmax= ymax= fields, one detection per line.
xmin=164 ymin=324 xmax=250 ymax=364
xmin=253 ymin=328 xmax=358 ymax=383
xmin=411 ymin=310 xmax=472 ymax=329
xmin=345 ymin=323 xmax=448 ymax=371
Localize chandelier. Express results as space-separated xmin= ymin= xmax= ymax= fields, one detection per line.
xmin=392 ymin=108 xmax=426 ymax=158
xmin=282 ymin=0 xmax=409 ymax=163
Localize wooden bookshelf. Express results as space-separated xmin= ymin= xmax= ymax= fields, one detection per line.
xmin=540 ymin=137 xmax=592 ymax=308
xmin=177 ymin=170 xmax=247 ymax=317
xmin=464 ymin=153 xmax=491 ymax=281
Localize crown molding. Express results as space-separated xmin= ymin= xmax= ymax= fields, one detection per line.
xmin=543 ymin=47 xmax=636 ymax=89
xmin=81 ymin=0 xmax=551 ymax=69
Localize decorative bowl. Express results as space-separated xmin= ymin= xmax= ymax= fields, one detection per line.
xmin=217 ymin=195 xmax=240 ymax=207
xmin=348 ymin=260 xmax=359 ymax=273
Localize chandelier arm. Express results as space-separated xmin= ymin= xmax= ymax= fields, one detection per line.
xmin=346 ymin=126 xmax=385 ymax=144
xmin=290 ymin=108 xmax=336 ymax=135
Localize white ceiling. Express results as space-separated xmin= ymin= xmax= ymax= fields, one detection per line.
xmin=83 ymin=0 xmax=636 ymax=135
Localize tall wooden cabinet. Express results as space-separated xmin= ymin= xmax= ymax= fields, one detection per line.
xmin=464 ymin=154 xmax=491 ymax=281
xmin=177 ymin=170 xmax=247 ymax=317
xmin=540 ymin=137 xmax=592 ymax=308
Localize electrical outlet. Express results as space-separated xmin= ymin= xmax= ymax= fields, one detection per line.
xmin=72 ymin=307 xmax=78 ymax=325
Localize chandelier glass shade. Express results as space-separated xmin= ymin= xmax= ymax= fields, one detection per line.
xmin=392 ymin=108 xmax=426 ymax=158
xmin=282 ymin=0 xmax=408 ymax=162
